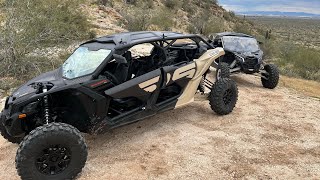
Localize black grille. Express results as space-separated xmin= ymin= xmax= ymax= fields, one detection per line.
xmin=244 ymin=57 xmax=258 ymax=69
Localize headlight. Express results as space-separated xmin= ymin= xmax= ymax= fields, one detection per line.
xmin=235 ymin=54 xmax=244 ymax=62
xmin=22 ymin=101 xmax=39 ymax=113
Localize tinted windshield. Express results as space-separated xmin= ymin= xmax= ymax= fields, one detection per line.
xmin=222 ymin=36 xmax=260 ymax=53
xmin=62 ymin=47 xmax=111 ymax=79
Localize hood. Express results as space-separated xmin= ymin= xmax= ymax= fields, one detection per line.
xmin=235 ymin=50 xmax=263 ymax=59
xmin=12 ymin=68 xmax=65 ymax=99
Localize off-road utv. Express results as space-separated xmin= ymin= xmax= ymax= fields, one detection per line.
xmin=0 ymin=31 xmax=238 ymax=180
xmin=210 ymin=32 xmax=279 ymax=89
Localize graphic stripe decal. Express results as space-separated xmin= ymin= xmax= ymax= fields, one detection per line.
xmin=139 ymin=76 xmax=160 ymax=92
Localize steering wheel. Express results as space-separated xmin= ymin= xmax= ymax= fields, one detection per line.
xmin=103 ymin=71 xmax=120 ymax=85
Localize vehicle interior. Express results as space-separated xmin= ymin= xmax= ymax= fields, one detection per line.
xmin=100 ymin=38 xmax=208 ymax=118
xmin=102 ymin=38 xmax=207 ymax=85
xmin=213 ymin=37 xmax=236 ymax=66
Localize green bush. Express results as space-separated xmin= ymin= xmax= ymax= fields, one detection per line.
xmin=163 ymin=0 xmax=180 ymax=9
xmin=124 ymin=0 xmax=137 ymax=5
xmin=223 ymin=11 xmax=236 ymax=22
xmin=121 ymin=8 xmax=151 ymax=31
xmin=94 ymin=0 xmax=114 ymax=7
xmin=150 ymin=8 xmax=174 ymax=31
xmin=188 ymin=13 xmax=224 ymax=36
xmin=263 ymin=40 xmax=320 ymax=81
xmin=182 ymin=0 xmax=196 ymax=15
xmin=0 ymin=0 xmax=92 ymax=81
xmin=278 ymin=45 xmax=320 ymax=81
xmin=233 ymin=23 xmax=252 ymax=35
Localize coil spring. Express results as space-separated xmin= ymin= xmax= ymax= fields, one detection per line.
xmin=43 ymin=88 xmax=50 ymax=124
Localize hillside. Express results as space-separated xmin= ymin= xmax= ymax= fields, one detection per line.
xmin=0 ymin=0 xmax=260 ymax=91
xmin=84 ymin=0 xmax=257 ymax=36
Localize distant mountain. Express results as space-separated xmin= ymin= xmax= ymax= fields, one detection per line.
xmin=236 ymin=11 xmax=320 ymax=18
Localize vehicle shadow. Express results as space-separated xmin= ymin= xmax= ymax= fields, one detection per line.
xmin=83 ymin=101 xmax=222 ymax=153
xmin=231 ymin=74 xmax=264 ymax=89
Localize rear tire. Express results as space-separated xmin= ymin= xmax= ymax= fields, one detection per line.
xmin=209 ymin=78 xmax=238 ymax=115
xmin=216 ymin=62 xmax=230 ymax=80
xmin=16 ymin=123 xmax=87 ymax=180
xmin=0 ymin=118 xmax=23 ymax=144
xmin=261 ymin=64 xmax=279 ymax=89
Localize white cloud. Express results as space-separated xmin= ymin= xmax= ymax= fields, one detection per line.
xmin=221 ymin=4 xmax=247 ymax=12
xmin=220 ymin=0 xmax=320 ymax=14
xmin=255 ymin=3 xmax=320 ymax=14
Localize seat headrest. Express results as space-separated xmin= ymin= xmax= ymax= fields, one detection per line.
xmin=123 ymin=51 xmax=132 ymax=60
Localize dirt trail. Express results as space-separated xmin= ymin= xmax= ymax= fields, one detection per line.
xmin=0 ymin=74 xmax=319 ymax=179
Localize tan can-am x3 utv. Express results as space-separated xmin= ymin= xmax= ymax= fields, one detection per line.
xmin=0 ymin=31 xmax=238 ymax=180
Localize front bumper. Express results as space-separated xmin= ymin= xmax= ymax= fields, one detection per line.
xmin=242 ymin=57 xmax=261 ymax=73
xmin=1 ymin=108 xmax=25 ymax=137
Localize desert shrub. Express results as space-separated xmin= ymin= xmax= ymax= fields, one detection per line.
xmin=163 ymin=0 xmax=180 ymax=9
xmin=0 ymin=0 xmax=92 ymax=80
xmin=121 ymin=0 xmax=163 ymax=31
xmin=150 ymin=8 xmax=174 ymax=31
xmin=124 ymin=0 xmax=137 ymax=5
xmin=263 ymin=41 xmax=320 ymax=81
xmin=203 ymin=0 xmax=217 ymax=4
xmin=223 ymin=11 xmax=236 ymax=22
xmin=188 ymin=13 xmax=224 ymax=36
xmin=94 ymin=0 xmax=114 ymax=7
xmin=260 ymin=40 xmax=277 ymax=59
xmin=182 ymin=0 xmax=196 ymax=15
xmin=144 ymin=0 xmax=155 ymax=8
xmin=193 ymin=0 xmax=217 ymax=9
xmin=0 ymin=77 xmax=22 ymax=91
xmin=233 ymin=23 xmax=252 ymax=35
xmin=121 ymin=8 xmax=151 ymax=31
xmin=278 ymin=44 xmax=320 ymax=81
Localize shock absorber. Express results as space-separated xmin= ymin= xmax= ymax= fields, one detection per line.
xmin=43 ymin=86 xmax=51 ymax=124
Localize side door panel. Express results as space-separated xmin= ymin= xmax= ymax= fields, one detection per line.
xmin=163 ymin=62 xmax=196 ymax=89
xmin=105 ymin=69 xmax=162 ymax=102
xmin=155 ymin=62 xmax=196 ymax=106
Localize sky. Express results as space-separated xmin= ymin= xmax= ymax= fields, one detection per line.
xmin=218 ymin=0 xmax=320 ymax=14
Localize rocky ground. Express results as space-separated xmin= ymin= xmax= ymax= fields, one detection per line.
xmin=0 ymin=74 xmax=320 ymax=179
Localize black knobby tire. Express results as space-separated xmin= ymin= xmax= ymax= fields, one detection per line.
xmin=16 ymin=123 xmax=88 ymax=180
xmin=261 ymin=64 xmax=279 ymax=89
xmin=216 ymin=62 xmax=230 ymax=80
xmin=209 ymin=78 xmax=238 ymax=115
xmin=0 ymin=118 xmax=23 ymax=144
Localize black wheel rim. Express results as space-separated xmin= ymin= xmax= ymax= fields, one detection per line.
xmin=223 ymin=89 xmax=233 ymax=105
xmin=36 ymin=145 xmax=71 ymax=175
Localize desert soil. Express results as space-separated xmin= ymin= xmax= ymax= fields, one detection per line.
xmin=0 ymin=74 xmax=319 ymax=179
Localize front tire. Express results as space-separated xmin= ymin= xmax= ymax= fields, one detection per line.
xmin=209 ymin=78 xmax=238 ymax=115
xmin=261 ymin=64 xmax=279 ymax=89
xmin=216 ymin=62 xmax=230 ymax=81
xmin=16 ymin=123 xmax=87 ymax=180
